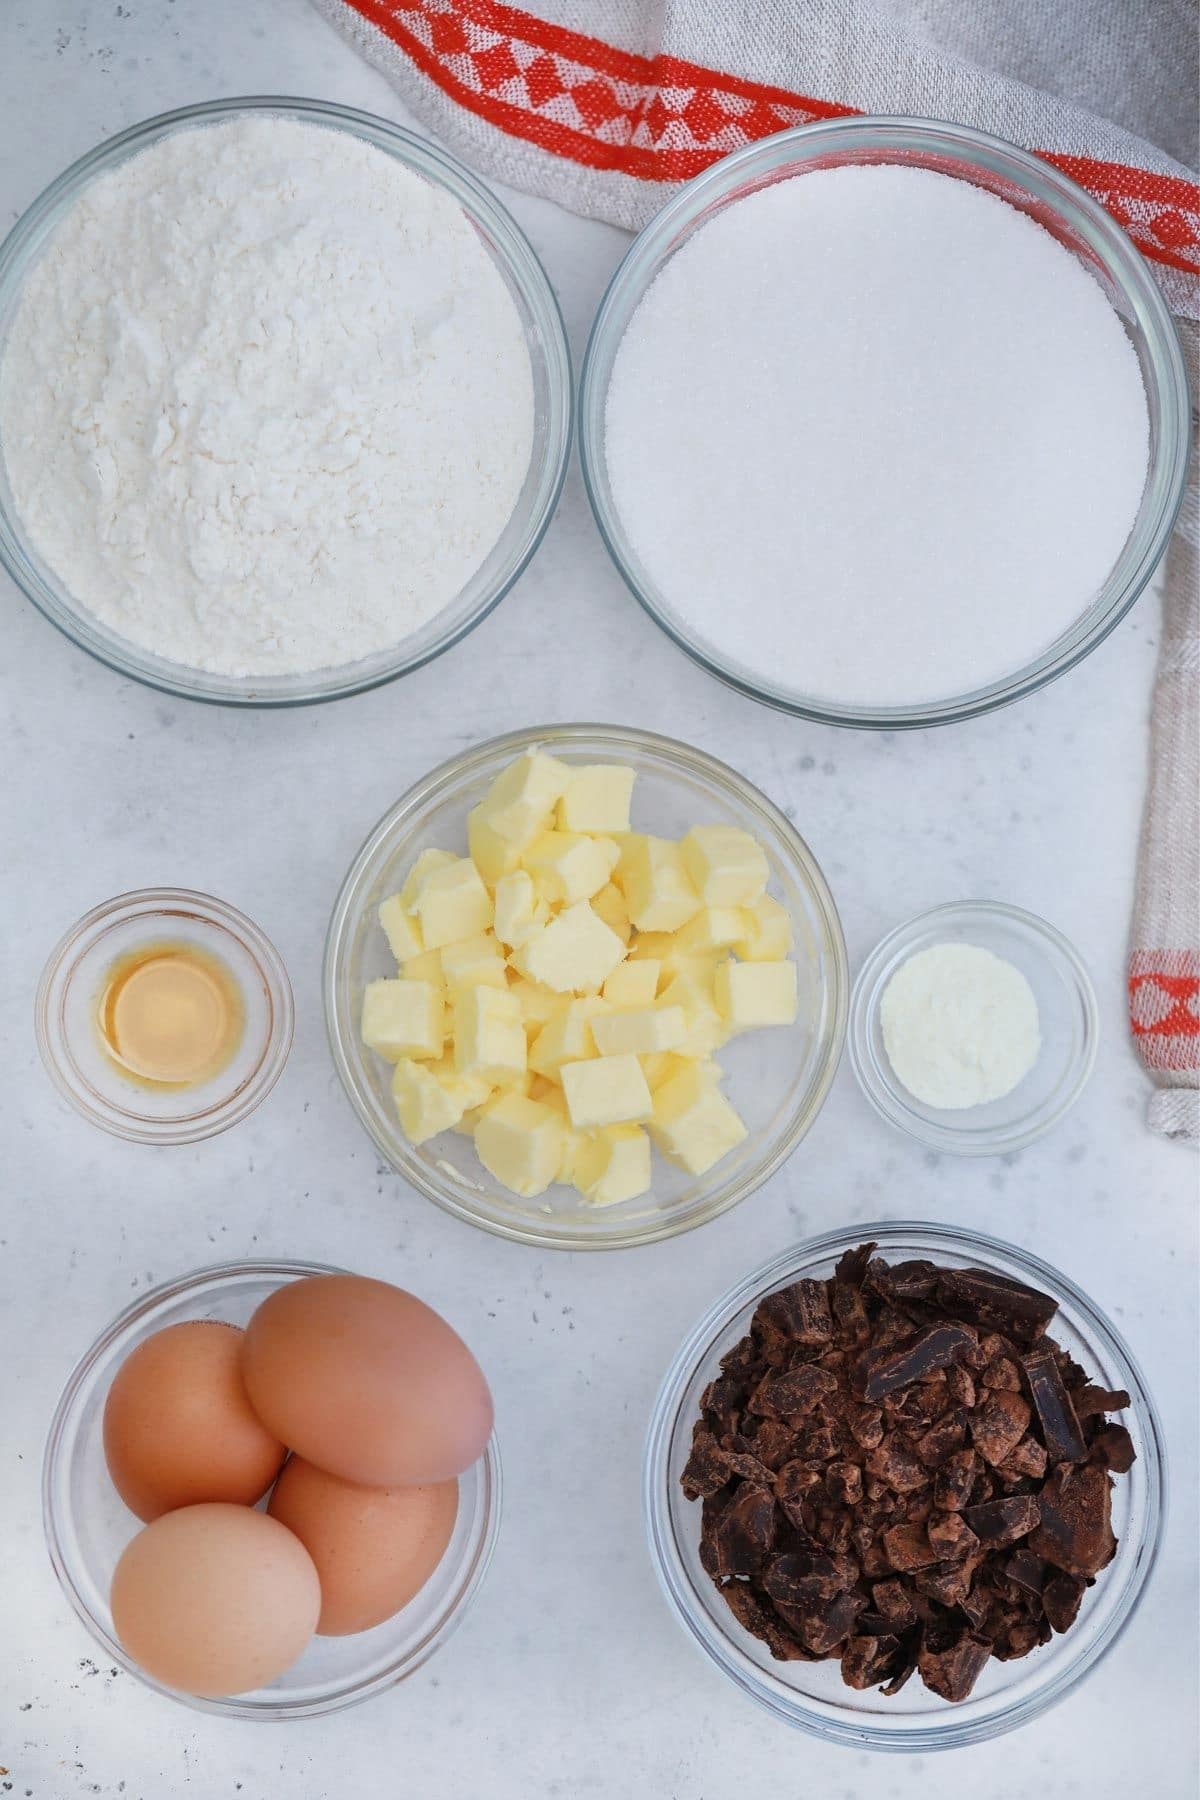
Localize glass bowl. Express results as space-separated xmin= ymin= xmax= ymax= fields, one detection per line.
xmin=0 ymin=96 xmax=572 ymax=707
xmin=43 ymin=1261 xmax=502 ymax=1720
xmin=324 ymin=724 xmax=848 ymax=1250
xmin=644 ymin=1220 xmax=1165 ymax=1751
xmin=35 ymin=888 xmax=294 ymax=1145
xmin=578 ymin=116 xmax=1190 ymax=730
xmin=848 ymin=901 xmax=1099 ymax=1154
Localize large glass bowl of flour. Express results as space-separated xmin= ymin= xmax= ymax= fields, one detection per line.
xmin=0 ymin=98 xmax=571 ymax=706
xmin=579 ymin=117 xmax=1190 ymax=729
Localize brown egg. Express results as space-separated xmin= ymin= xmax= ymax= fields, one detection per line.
xmin=103 ymin=1321 xmax=287 ymax=1521
xmin=241 ymin=1276 xmax=492 ymax=1487
xmin=268 ymin=1456 xmax=458 ymax=1635
xmin=110 ymin=1504 xmax=321 ymax=1697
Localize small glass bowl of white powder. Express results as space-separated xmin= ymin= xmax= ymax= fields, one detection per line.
xmin=580 ymin=116 xmax=1189 ymax=728
xmin=0 ymin=98 xmax=572 ymax=705
xmin=849 ymin=900 xmax=1098 ymax=1153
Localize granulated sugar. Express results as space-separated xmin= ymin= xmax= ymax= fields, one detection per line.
xmin=0 ymin=118 xmax=534 ymax=677
xmin=605 ymin=165 xmax=1150 ymax=708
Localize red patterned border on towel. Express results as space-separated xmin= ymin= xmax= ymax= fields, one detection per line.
xmin=1129 ymin=949 xmax=1200 ymax=1074
xmin=343 ymin=0 xmax=1200 ymax=279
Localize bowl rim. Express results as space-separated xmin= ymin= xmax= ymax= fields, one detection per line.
xmin=0 ymin=94 xmax=573 ymax=708
xmin=323 ymin=722 xmax=849 ymax=1251
xmin=643 ymin=1218 xmax=1168 ymax=1751
xmin=578 ymin=113 xmax=1191 ymax=731
xmin=41 ymin=1258 xmax=504 ymax=1720
xmin=34 ymin=885 xmax=296 ymax=1145
xmin=847 ymin=899 xmax=1100 ymax=1154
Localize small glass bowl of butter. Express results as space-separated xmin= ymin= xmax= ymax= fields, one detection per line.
xmin=36 ymin=889 xmax=294 ymax=1144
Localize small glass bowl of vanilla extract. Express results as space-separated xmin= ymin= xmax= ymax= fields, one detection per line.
xmin=36 ymin=890 xmax=293 ymax=1144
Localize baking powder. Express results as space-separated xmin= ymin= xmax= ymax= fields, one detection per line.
xmin=0 ymin=118 xmax=534 ymax=677
xmin=880 ymin=942 xmax=1041 ymax=1110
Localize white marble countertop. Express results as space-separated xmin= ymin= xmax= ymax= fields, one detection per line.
xmin=1 ymin=4 xmax=1195 ymax=1796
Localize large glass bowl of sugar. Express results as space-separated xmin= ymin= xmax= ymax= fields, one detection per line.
xmin=579 ymin=118 xmax=1190 ymax=729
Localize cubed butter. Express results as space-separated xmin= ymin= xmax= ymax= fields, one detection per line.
xmin=714 ymin=959 xmax=798 ymax=1029
xmin=511 ymin=901 xmax=626 ymax=994
xmin=560 ymin=1053 xmax=652 ymax=1128
xmin=377 ymin=893 xmax=424 ymax=965
xmin=641 ymin=1051 xmax=720 ymax=1092
xmin=476 ymin=750 xmax=571 ymax=847
xmin=467 ymin=806 xmax=522 ymax=886
xmin=734 ymin=893 xmax=793 ymax=962
xmin=556 ymin=764 xmax=636 ymax=835
xmin=361 ymin=978 xmax=444 ymax=1063
xmin=399 ymin=848 xmax=457 ymax=909
xmin=441 ymin=933 xmax=509 ymax=994
xmin=429 ymin=1057 xmax=493 ymax=1115
xmin=590 ymin=881 xmax=632 ymax=944
xmin=528 ymin=998 xmax=606 ymax=1077
xmin=681 ymin=826 xmax=769 ymax=907
xmin=453 ymin=985 xmax=526 ymax=1084
xmin=615 ymin=835 xmax=701 ymax=932
xmin=574 ymin=1125 xmax=652 ymax=1207
xmin=402 ymin=949 xmax=444 ymax=987
xmin=473 ymin=1093 xmax=565 ymax=1198
xmin=493 ymin=870 xmax=547 ymax=949
xmin=390 ymin=1059 xmax=463 ymax=1143
xmin=648 ymin=1064 xmax=747 ymax=1174
xmin=658 ymin=966 xmax=727 ymax=1056
xmin=674 ymin=906 xmax=746 ymax=954
xmin=509 ymin=977 xmax=564 ymax=1029
xmin=591 ymin=1004 xmax=686 ymax=1057
xmin=602 ymin=960 xmax=660 ymax=1008
xmin=522 ymin=831 xmax=619 ymax=907
xmin=415 ymin=857 xmax=494 ymax=949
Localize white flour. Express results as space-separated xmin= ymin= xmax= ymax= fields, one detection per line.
xmin=880 ymin=942 xmax=1041 ymax=1110
xmin=605 ymin=165 xmax=1150 ymax=708
xmin=0 ymin=118 xmax=534 ymax=677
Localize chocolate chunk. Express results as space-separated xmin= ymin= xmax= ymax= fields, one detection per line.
xmin=918 ymin=1631 xmax=994 ymax=1703
xmin=795 ymin=1589 xmax=865 ymax=1655
xmin=750 ymin=1361 xmax=837 ymax=1419
xmin=946 ymin=1364 xmax=977 ymax=1408
xmin=826 ymin=1460 xmax=863 ymax=1506
xmin=762 ymin=1550 xmax=849 ymax=1609
xmin=1042 ymin=1571 xmax=1086 ymax=1633
xmin=831 ymin=1279 xmax=871 ymax=1344
xmin=970 ymin=1390 xmax=1032 ymax=1467
xmin=913 ymin=1559 xmax=977 ymax=1607
xmin=866 ymin=1433 xmax=930 ymax=1493
xmin=998 ymin=1435 xmax=1048 ymax=1481
xmin=872 ymin=1578 xmax=918 ymax=1631
xmin=859 ymin=1324 xmax=978 ymax=1401
xmin=865 ymin=1257 xmax=940 ymax=1307
xmin=915 ymin=1411 xmax=967 ymax=1468
xmin=722 ymin=1449 xmax=775 ymax=1487
xmin=700 ymin=1371 xmax=743 ymax=1435
xmin=834 ymin=1241 xmax=876 ymax=1287
xmin=882 ymin=1523 xmax=939 ymax=1571
xmin=754 ymin=1279 xmax=833 ymax=1350
xmin=1073 ymin=1383 xmax=1131 ymax=1419
xmin=962 ymin=1495 xmax=1040 ymax=1546
xmin=711 ymin=1485 xmax=776 ymax=1576
xmin=1022 ymin=1346 xmax=1088 ymax=1463
xmin=846 ymin=1402 xmax=885 ymax=1450
xmin=933 ymin=1448 xmax=978 ymax=1511
xmin=1089 ymin=1425 xmax=1136 ymax=1473
xmin=680 ymin=1427 xmax=732 ymax=1500
xmin=934 ymin=1266 xmax=1058 ymax=1342
xmin=841 ymin=1632 xmax=902 ymax=1690
xmin=720 ymin=1580 xmax=812 ymax=1660
xmin=1005 ymin=1548 xmax=1047 ymax=1596
xmin=928 ymin=1511 xmax=980 ymax=1560
xmin=1028 ymin=1464 xmax=1115 ymax=1578
xmin=982 ymin=1355 xmax=1022 ymax=1391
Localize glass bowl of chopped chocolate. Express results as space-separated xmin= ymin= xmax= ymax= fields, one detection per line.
xmin=644 ymin=1221 xmax=1164 ymax=1750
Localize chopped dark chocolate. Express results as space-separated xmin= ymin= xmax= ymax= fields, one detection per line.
xmin=683 ymin=1244 xmax=1134 ymax=1704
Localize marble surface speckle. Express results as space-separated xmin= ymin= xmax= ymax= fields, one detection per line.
xmin=0 ymin=4 xmax=1195 ymax=1796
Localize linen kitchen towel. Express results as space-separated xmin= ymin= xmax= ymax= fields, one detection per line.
xmin=315 ymin=0 xmax=1200 ymax=1136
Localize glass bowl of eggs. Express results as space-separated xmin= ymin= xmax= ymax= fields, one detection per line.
xmin=42 ymin=1261 xmax=502 ymax=1719
xmin=324 ymin=724 xmax=849 ymax=1251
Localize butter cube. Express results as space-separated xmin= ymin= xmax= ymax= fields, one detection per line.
xmin=429 ymin=1056 xmax=493 ymax=1116
xmin=441 ymin=933 xmax=509 ymax=994
xmin=602 ymin=960 xmax=660 ymax=1008
xmin=415 ymin=858 xmax=494 ymax=949
xmin=674 ymin=907 xmax=746 ymax=955
xmin=528 ymin=999 xmax=606 ymax=1077
xmin=512 ymin=901 xmax=626 ymax=994
xmin=399 ymin=848 xmax=457 ymax=909
xmin=574 ymin=1125 xmax=652 ymax=1207
xmin=681 ymin=826 xmax=769 ymax=907
xmin=453 ymin=986 xmax=526 ymax=1084
xmin=402 ymin=949 xmax=444 ymax=987
xmin=591 ymin=1004 xmax=686 ymax=1057
xmin=556 ymin=764 xmax=636 ymax=834
xmin=591 ymin=881 xmax=632 ymax=944
xmin=474 ymin=1093 xmax=566 ymax=1198
xmin=734 ymin=893 xmax=793 ymax=962
xmin=560 ymin=1054 xmax=653 ymax=1128
xmin=467 ymin=806 xmax=522 ymax=886
xmin=390 ymin=1059 xmax=463 ymax=1143
xmin=659 ymin=966 xmax=727 ymax=1056
xmin=493 ymin=870 xmax=547 ymax=949
xmin=378 ymin=893 xmax=424 ymax=965
xmin=477 ymin=750 xmax=571 ymax=847
xmin=522 ymin=831 xmax=619 ymax=907
xmin=641 ymin=1051 xmax=720 ymax=1092
xmin=615 ymin=835 xmax=701 ymax=932
xmin=361 ymin=978 xmax=444 ymax=1063
xmin=649 ymin=1064 xmax=747 ymax=1174
xmin=714 ymin=959 xmax=798 ymax=1029
xmin=509 ymin=977 xmax=563 ymax=1030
